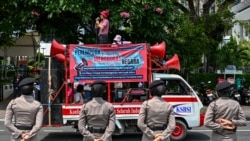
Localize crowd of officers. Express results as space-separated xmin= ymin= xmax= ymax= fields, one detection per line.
xmin=3 ymin=77 xmax=248 ymax=141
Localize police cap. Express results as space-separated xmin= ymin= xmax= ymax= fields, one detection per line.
xmin=90 ymin=80 xmax=106 ymax=87
xmin=215 ymin=81 xmax=233 ymax=91
xmin=149 ymin=80 xmax=164 ymax=89
xmin=18 ymin=78 xmax=35 ymax=88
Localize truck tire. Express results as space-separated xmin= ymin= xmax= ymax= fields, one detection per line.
xmin=170 ymin=120 xmax=187 ymax=141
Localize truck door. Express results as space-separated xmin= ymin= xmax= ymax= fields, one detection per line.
xmin=152 ymin=73 xmax=203 ymax=127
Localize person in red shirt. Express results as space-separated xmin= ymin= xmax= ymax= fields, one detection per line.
xmin=95 ymin=9 xmax=110 ymax=44
xmin=68 ymin=83 xmax=74 ymax=103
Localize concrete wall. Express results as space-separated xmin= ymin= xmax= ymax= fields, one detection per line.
xmin=1 ymin=84 xmax=13 ymax=100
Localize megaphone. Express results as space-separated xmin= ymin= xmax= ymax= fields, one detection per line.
xmin=165 ymin=54 xmax=180 ymax=71
xmin=150 ymin=41 xmax=166 ymax=59
xmin=53 ymin=53 xmax=65 ymax=63
xmin=50 ymin=39 xmax=65 ymax=56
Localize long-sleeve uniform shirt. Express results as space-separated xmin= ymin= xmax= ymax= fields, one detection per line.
xmin=137 ymin=96 xmax=176 ymax=141
xmin=4 ymin=95 xmax=44 ymax=141
xmin=78 ymin=97 xmax=116 ymax=141
xmin=204 ymin=97 xmax=247 ymax=141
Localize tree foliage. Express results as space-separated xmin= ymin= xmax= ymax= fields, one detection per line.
xmin=172 ymin=0 xmax=235 ymax=73
xmin=1 ymin=0 xmax=179 ymax=45
xmin=216 ymin=37 xmax=250 ymax=70
xmin=0 ymin=0 xmax=239 ymax=75
xmin=0 ymin=0 xmax=38 ymax=47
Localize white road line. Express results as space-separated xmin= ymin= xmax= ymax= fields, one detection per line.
xmin=190 ymin=129 xmax=250 ymax=132
xmin=0 ymin=130 xmax=5 ymax=132
xmin=0 ymin=119 xmax=4 ymax=122
xmin=43 ymin=130 xmax=64 ymax=132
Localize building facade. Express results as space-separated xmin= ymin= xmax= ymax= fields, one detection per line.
xmin=231 ymin=0 xmax=250 ymax=42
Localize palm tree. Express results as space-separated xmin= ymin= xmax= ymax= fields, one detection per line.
xmin=216 ymin=37 xmax=250 ymax=70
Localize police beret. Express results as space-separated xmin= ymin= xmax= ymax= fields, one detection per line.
xmin=149 ymin=80 xmax=165 ymax=89
xmin=18 ymin=78 xmax=35 ymax=87
xmin=90 ymin=80 xmax=106 ymax=87
xmin=215 ymin=81 xmax=233 ymax=91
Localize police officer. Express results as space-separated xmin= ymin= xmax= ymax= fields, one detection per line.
xmin=204 ymin=81 xmax=247 ymax=141
xmin=137 ymin=80 xmax=176 ymax=141
xmin=4 ymin=78 xmax=44 ymax=141
xmin=78 ymin=80 xmax=115 ymax=141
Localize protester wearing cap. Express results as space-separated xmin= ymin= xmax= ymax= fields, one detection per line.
xmin=78 ymin=80 xmax=116 ymax=141
xmin=95 ymin=9 xmax=110 ymax=44
xmin=204 ymin=81 xmax=247 ymax=141
xmin=137 ymin=80 xmax=176 ymax=141
xmin=4 ymin=78 xmax=44 ymax=141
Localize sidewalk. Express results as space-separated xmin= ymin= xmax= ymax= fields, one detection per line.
xmin=0 ymin=100 xmax=9 ymax=120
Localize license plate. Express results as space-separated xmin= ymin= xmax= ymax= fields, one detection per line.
xmin=235 ymin=94 xmax=240 ymax=97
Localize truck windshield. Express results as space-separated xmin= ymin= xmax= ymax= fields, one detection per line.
xmin=162 ymin=79 xmax=190 ymax=95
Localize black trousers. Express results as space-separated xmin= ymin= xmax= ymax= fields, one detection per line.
xmin=98 ymin=34 xmax=109 ymax=44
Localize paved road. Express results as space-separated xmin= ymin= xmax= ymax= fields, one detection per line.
xmin=1 ymin=121 xmax=250 ymax=141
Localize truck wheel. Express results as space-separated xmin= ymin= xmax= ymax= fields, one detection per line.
xmin=170 ymin=120 xmax=187 ymax=141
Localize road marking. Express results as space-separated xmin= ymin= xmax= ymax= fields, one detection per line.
xmin=0 ymin=119 xmax=4 ymax=122
xmin=190 ymin=129 xmax=250 ymax=132
xmin=0 ymin=130 xmax=5 ymax=132
xmin=43 ymin=130 xmax=64 ymax=132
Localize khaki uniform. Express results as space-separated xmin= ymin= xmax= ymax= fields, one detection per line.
xmin=204 ymin=97 xmax=247 ymax=141
xmin=4 ymin=95 xmax=44 ymax=141
xmin=78 ymin=97 xmax=116 ymax=141
xmin=137 ymin=96 xmax=176 ymax=141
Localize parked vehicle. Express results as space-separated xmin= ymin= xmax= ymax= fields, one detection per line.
xmin=41 ymin=40 xmax=205 ymax=141
xmin=231 ymin=89 xmax=241 ymax=103
xmin=243 ymin=88 xmax=250 ymax=105
xmin=198 ymin=81 xmax=216 ymax=106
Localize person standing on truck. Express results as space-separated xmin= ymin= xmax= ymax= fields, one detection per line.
xmin=137 ymin=80 xmax=176 ymax=141
xmin=78 ymin=80 xmax=116 ymax=141
xmin=204 ymin=81 xmax=247 ymax=141
xmin=95 ymin=9 xmax=110 ymax=44
xmin=74 ymin=84 xmax=84 ymax=104
xmin=68 ymin=83 xmax=74 ymax=103
xmin=4 ymin=78 xmax=44 ymax=141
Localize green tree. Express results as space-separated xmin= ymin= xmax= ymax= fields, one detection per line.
xmin=0 ymin=1 xmax=39 ymax=47
xmin=6 ymin=0 xmax=178 ymax=45
xmin=216 ymin=37 xmax=250 ymax=70
xmin=237 ymin=39 xmax=250 ymax=67
xmin=173 ymin=0 xmax=235 ymax=74
xmin=1 ymin=0 xmax=237 ymax=77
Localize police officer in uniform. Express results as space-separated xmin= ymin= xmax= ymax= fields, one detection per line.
xmin=4 ymin=78 xmax=44 ymax=141
xmin=137 ymin=80 xmax=176 ymax=141
xmin=78 ymin=81 xmax=116 ymax=141
xmin=204 ymin=81 xmax=247 ymax=141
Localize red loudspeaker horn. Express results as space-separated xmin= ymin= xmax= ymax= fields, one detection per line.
xmin=50 ymin=39 xmax=65 ymax=56
xmin=150 ymin=41 xmax=166 ymax=59
xmin=53 ymin=54 xmax=65 ymax=63
xmin=165 ymin=54 xmax=180 ymax=71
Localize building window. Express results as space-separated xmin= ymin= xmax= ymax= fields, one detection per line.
xmin=182 ymin=0 xmax=186 ymax=7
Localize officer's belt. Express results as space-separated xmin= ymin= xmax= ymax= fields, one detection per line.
xmin=147 ymin=125 xmax=166 ymax=131
xmin=87 ymin=126 xmax=106 ymax=133
xmin=15 ymin=125 xmax=33 ymax=130
xmin=223 ymin=128 xmax=236 ymax=133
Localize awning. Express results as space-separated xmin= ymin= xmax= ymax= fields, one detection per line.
xmin=0 ymin=31 xmax=41 ymax=57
